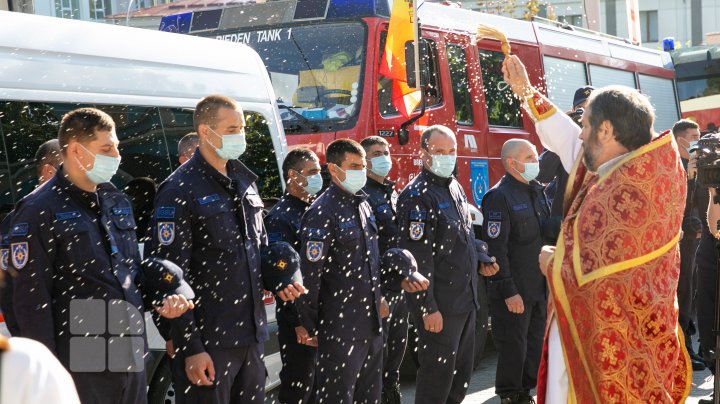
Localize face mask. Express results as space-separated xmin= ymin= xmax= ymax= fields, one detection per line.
xmin=687 ymin=140 xmax=698 ymax=154
xmin=209 ymin=127 xmax=246 ymax=160
xmin=514 ymin=160 xmax=540 ymax=182
xmin=295 ymin=171 xmax=323 ymax=196
xmin=336 ymin=165 xmax=367 ymax=194
xmin=369 ymin=155 xmax=392 ymax=177
xmin=429 ymin=154 xmax=456 ymax=178
xmin=78 ymin=144 xmax=121 ymax=185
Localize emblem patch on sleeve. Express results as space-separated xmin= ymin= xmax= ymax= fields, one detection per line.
xmin=1 ymin=248 xmax=8 ymax=271
xmin=306 ymin=241 xmax=323 ymax=262
xmin=158 ymin=222 xmax=175 ymax=246
xmin=11 ymin=242 xmax=28 ymax=270
xmin=487 ymin=221 xmax=501 ymax=239
xmin=409 ymin=221 xmax=425 ymax=241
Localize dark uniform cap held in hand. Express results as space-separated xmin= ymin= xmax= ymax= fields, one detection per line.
xmin=261 ymin=241 xmax=302 ymax=292
xmin=572 ymin=86 xmax=595 ymax=109
xmin=475 ymin=239 xmax=495 ymax=263
xmin=381 ymin=248 xmax=418 ymax=286
xmin=142 ymin=257 xmax=195 ymax=305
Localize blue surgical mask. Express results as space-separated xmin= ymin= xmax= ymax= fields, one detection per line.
xmin=337 ymin=166 xmax=367 ymax=194
xmin=514 ymin=160 xmax=540 ymax=182
xmin=369 ymin=155 xmax=392 ymax=177
xmin=209 ymin=127 xmax=246 ymax=160
xmin=78 ymin=144 xmax=121 ymax=185
xmin=296 ymin=171 xmax=323 ymax=196
xmin=687 ymin=140 xmax=698 ymax=154
xmin=429 ymin=154 xmax=456 ymax=178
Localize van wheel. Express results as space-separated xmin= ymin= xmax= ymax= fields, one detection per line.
xmin=474 ymin=279 xmax=490 ymax=369
xmin=148 ymin=355 xmax=176 ymax=404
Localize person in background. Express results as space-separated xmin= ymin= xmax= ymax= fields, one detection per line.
xmin=177 ymin=132 xmax=199 ymax=165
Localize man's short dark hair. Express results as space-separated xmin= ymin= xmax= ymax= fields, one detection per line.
xmin=178 ymin=132 xmax=199 ymax=157
xmin=193 ymin=95 xmax=239 ymax=132
xmin=282 ymin=148 xmax=318 ymax=180
xmin=672 ymin=119 xmax=699 ymax=137
xmin=326 ymin=139 xmax=365 ymax=166
xmin=420 ymin=125 xmax=455 ymax=150
xmin=58 ymin=108 xmax=115 ymax=154
xmin=35 ymin=139 xmax=62 ymax=175
xmin=587 ymin=86 xmax=654 ymax=151
xmin=360 ymin=136 xmax=389 ymax=151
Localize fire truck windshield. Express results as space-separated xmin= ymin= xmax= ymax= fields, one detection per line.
xmin=216 ymin=22 xmax=366 ymax=133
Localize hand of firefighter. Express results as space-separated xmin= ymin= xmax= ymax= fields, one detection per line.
xmin=400 ymin=272 xmax=430 ymax=293
xmin=156 ymin=294 xmax=195 ymax=319
xmin=277 ymin=282 xmax=306 ymax=302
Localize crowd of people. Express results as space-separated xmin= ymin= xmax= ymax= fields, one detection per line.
xmin=0 ymin=54 xmax=710 ymax=404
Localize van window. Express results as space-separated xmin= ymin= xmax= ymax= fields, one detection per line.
xmin=589 ymin=65 xmax=636 ymax=89
xmin=638 ymin=74 xmax=679 ymax=132
xmin=159 ymin=107 xmax=195 ymax=172
xmin=0 ymin=101 xmax=74 ymax=207
xmin=543 ymin=56 xmax=589 ymax=111
xmin=378 ymin=36 xmax=444 ymax=117
xmin=478 ymin=50 xmax=522 ymax=128
xmin=446 ymin=44 xmax=474 ymax=125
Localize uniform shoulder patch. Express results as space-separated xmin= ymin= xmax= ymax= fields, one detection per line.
xmin=1 ymin=247 xmax=9 ymax=271
xmin=512 ymin=203 xmax=528 ymax=211
xmin=158 ymin=222 xmax=175 ymax=246
xmin=487 ymin=221 xmax=501 ymax=239
xmin=10 ymin=223 xmax=28 ymax=237
xmin=409 ymin=222 xmax=425 ymax=241
xmin=156 ymin=206 xmax=176 ymax=219
xmin=11 ymin=242 xmax=28 ymax=270
xmin=438 ymin=201 xmax=452 ymax=210
xmin=306 ymin=241 xmax=323 ymax=262
xmin=305 ymin=227 xmax=327 ymax=240
xmin=488 ymin=211 xmax=502 ymax=221
xmin=268 ymin=232 xmax=284 ymax=243
xmin=197 ymin=194 xmax=221 ymax=205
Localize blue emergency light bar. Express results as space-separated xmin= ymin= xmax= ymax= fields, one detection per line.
xmin=159 ymin=0 xmax=390 ymax=34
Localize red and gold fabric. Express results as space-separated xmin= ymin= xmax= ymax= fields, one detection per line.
xmin=538 ymin=131 xmax=692 ymax=403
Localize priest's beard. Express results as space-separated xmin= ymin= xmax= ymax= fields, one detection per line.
xmin=582 ymin=128 xmax=601 ymax=172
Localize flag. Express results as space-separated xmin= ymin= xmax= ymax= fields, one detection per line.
xmin=626 ymin=0 xmax=641 ymax=44
xmin=380 ymin=0 xmax=422 ymax=118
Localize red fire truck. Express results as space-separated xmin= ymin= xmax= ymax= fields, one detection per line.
xmin=160 ymin=0 xmax=680 ymax=370
xmin=672 ymin=45 xmax=720 ymax=134
xmin=160 ymin=0 xmax=679 ymax=206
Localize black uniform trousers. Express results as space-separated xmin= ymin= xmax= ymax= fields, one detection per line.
xmin=72 ymin=370 xmax=147 ymax=404
xmin=278 ymin=309 xmax=317 ymax=404
xmin=315 ymin=334 xmax=383 ymax=404
xmin=382 ymin=291 xmax=409 ymax=388
xmin=415 ymin=310 xmax=476 ymax=404
xmin=696 ymin=231 xmax=717 ymax=372
xmin=171 ymin=344 xmax=265 ymax=404
xmin=489 ymin=298 xmax=546 ymax=397
xmin=678 ymin=236 xmax=699 ymax=338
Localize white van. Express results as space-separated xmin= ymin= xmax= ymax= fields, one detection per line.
xmin=0 ymin=11 xmax=287 ymax=402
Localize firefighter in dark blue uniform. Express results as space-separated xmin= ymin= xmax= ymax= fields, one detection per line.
xmin=481 ymin=139 xmax=550 ymax=404
xmin=397 ymin=125 xmax=498 ymax=404
xmin=9 ymin=108 xmax=190 ymax=404
xmin=0 ymin=139 xmax=63 ymax=337
xmin=148 ymin=96 xmax=304 ymax=404
xmin=359 ymin=136 xmax=407 ymax=404
xmin=298 ymin=138 xmax=385 ymax=404
xmin=265 ymin=148 xmax=322 ymax=404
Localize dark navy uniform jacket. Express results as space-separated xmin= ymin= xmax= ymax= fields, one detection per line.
xmin=149 ymin=149 xmax=268 ymax=356
xmin=299 ymin=183 xmax=382 ymax=340
xmin=9 ymin=168 xmax=145 ymax=366
xmin=265 ymin=193 xmax=309 ymax=327
xmin=362 ymin=178 xmax=399 ymax=255
xmin=397 ymin=169 xmax=479 ymax=316
xmin=481 ymin=174 xmax=550 ymax=302
xmin=0 ymin=215 xmax=19 ymax=336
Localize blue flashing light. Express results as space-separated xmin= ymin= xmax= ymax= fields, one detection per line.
xmin=663 ymin=37 xmax=675 ymax=52
xmin=159 ymin=12 xmax=191 ymax=33
xmin=327 ymin=0 xmax=390 ymax=18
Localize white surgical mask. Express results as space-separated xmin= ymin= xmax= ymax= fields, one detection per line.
xmin=295 ymin=170 xmax=323 ymax=196
xmin=429 ymin=155 xmax=457 ymax=178
xmin=336 ymin=165 xmax=367 ymax=194
xmin=513 ymin=160 xmax=540 ymax=182
xmin=208 ymin=127 xmax=246 ymax=160
xmin=369 ymin=155 xmax=392 ymax=177
xmin=77 ymin=144 xmax=121 ymax=185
